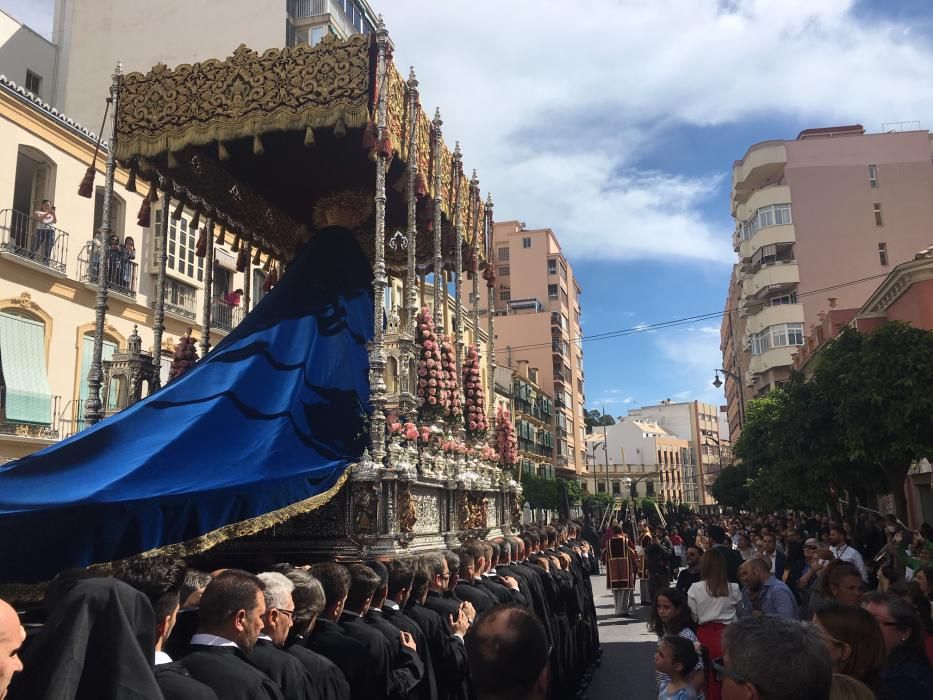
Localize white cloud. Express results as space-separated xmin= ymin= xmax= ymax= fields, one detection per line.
xmin=655 ymin=326 xmax=727 ymax=406
xmin=385 ymin=0 xmax=933 ymax=263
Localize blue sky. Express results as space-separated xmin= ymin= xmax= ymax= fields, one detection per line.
xmin=8 ymin=0 xmax=933 ymax=434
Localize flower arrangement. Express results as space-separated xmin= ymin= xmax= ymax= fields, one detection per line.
xmin=462 ymin=344 xmax=488 ymax=439
xmin=387 ymin=414 xmax=430 ymax=445
xmin=415 ymin=307 xmax=450 ymax=420
xmin=480 ymin=445 xmax=499 ymax=463
xmin=495 ymin=406 xmax=518 ymax=468
xmin=439 ymin=334 xmax=462 ymax=423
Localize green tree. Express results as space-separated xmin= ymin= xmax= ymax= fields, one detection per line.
xmin=584 ymin=409 xmax=616 ymax=434
xmin=563 ymin=478 xmax=583 ymax=505
xmin=813 ymin=323 xmax=933 ymax=521
xmin=521 ymin=474 xmax=560 ymax=510
xmin=710 ymin=463 xmax=752 ymax=510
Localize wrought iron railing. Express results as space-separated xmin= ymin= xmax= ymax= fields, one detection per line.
xmin=77 ymin=240 xmax=138 ymax=298
xmin=0 ymin=208 xmax=69 ymax=273
xmin=0 ymin=394 xmax=61 ymax=440
xmin=212 ymin=298 xmax=244 ymax=332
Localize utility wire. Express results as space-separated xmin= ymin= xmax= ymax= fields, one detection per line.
xmin=500 ymin=271 xmax=891 ymax=353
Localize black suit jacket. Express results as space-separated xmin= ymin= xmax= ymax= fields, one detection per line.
xmin=452 ymin=580 xmax=496 ymax=614
xmin=340 ymin=611 xmax=423 ymax=700
xmin=250 ymin=638 xmax=317 ymax=700
xmin=423 ymin=590 xmax=460 ymax=621
xmin=285 ymin=634 xmax=350 ymax=700
xmin=180 ymin=645 xmax=284 ymax=700
xmin=406 ymin=600 xmax=467 ymax=700
xmin=380 ymin=605 xmax=437 ymax=700
xmin=307 ymin=618 xmax=373 ymax=700
xmin=714 ymin=544 xmax=745 ymax=583
xmin=155 ymin=661 xmax=219 ymax=700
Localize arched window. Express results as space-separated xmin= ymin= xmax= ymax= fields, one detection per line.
xmin=0 ymin=308 xmax=53 ymax=425
xmin=12 ymin=145 xmax=56 ymax=215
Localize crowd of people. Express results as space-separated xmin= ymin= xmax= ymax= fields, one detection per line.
xmin=0 ymin=523 xmax=601 ymax=700
xmin=598 ymin=509 xmax=933 ymax=699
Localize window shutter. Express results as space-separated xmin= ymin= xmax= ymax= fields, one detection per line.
xmin=0 ymin=313 xmax=52 ymax=424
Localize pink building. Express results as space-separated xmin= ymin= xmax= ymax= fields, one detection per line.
xmin=722 ymin=125 xmax=933 ymax=441
xmin=492 ymin=221 xmax=585 ymax=479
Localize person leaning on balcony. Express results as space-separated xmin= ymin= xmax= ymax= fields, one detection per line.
xmin=224 ymin=289 xmax=244 ymax=307
xmin=122 ymin=237 xmax=136 ymax=289
xmin=32 ymin=199 xmax=56 ymax=259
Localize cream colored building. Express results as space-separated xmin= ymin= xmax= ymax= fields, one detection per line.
xmin=492 ymin=220 xmax=586 ymax=479
xmin=52 ymin=0 xmax=377 ymax=130
xmin=583 ymin=419 xmax=690 ymax=504
xmin=0 ymin=9 xmax=57 ymax=104
xmin=0 ymin=70 xmax=488 ymax=463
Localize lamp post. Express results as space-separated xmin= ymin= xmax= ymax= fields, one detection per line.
xmin=713 ymin=368 xmax=746 ymax=429
xmin=588 ymin=441 xmax=603 ymax=496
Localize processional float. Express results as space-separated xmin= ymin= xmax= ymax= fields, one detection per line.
xmin=0 ymin=21 xmax=522 ymax=586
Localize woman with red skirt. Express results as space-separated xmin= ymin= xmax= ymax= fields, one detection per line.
xmin=687 ymin=548 xmax=740 ymax=700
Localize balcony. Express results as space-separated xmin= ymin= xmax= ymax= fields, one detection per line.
xmin=744 ymin=260 xmax=799 ymax=300
xmin=212 ymin=298 xmax=245 ymax=333
xmin=0 ymin=395 xmax=62 ymax=443
xmin=749 ymin=346 xmax=798 ymax=376
xmin=77 ymin=241 xmax=138 ymax=299
xmin=552 ymin=339 xmax=569 ymax=357
xmin=508 ymin=298 xmax=543 ymax=313
xmin=732 ymin=141 xmax=787 ymax=210
xmin=740 ymin=223 xmax=795 ymax=263
xmin=745 ymin=303 xmax=805 ymax=335
xmin=0 ymin=209 xmax=69 ymax=275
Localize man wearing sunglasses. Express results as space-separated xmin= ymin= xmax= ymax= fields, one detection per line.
xmin=713 ymin=616 xmax=832 ymax=699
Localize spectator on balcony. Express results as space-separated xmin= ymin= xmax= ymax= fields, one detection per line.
xmin=32 ymin=199 xmax=56 ymax=260
xmin=224 ymin=289 xmax=244 ymax=307
xmin=122 ymin=236 xmax=136 ymax=290
xmin=107 ymin=234 xmax=123 ymax=285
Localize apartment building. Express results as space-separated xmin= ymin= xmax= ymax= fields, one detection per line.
xmin=491 ymin=221 xmax=586 ymax=480
xmin=0 ymin=9 xmax=57 ymax=104
xmin=50 ymin=0 xmax=377 ymax=128
xmin=511 ymin=360 xmax=556 ymax=480
xmin=626 ymin=400 xmax=721 ymax=506
xmin=584 ymin=419 xmax=691 ymax=504
xmin=722 ymin=124 xmax=933 ymax=440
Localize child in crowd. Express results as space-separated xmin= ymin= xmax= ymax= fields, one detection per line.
xmin=651 ymin=587 xmax=705 ymax=699
xmin=655 ymin=634 xmax=700 ymax=699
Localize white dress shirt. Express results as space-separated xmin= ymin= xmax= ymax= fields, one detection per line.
xmin=687 ymin=581 xmax=742 ymax=625
xmin=831 ymin=544 xmax=867 ymax=581
xmin=189 ymin=633 xmax=240 ymax=648
xmin=154 ymin=650 xmax=173 ymax=665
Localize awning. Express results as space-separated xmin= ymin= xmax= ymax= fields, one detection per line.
xmin=0 ymin=312 xmax=52 ymax=424
xmin=214 ymin=247 xmax=238 ymax=273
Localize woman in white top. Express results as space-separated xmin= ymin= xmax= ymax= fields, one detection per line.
xmin=32 ymin=199 xmax=56 ymax=261
xmin=687 ymin=548 xmax=740 ymax=700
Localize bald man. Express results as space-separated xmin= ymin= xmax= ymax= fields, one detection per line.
xmin=0 ymin=599 xmax=25 ymax=698
xmin=465 ymin=605 xmax=549 ymax=700
xmin=738 ymin=557 xmax=798 ymax=619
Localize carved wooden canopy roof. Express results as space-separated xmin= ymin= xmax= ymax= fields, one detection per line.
xmin=115 ymin=34 xmax=486 ymax=267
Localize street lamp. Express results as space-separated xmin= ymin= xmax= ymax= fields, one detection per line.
xmin=588 ymin=441 xmax=604 ymax=496
xmin=713 ymin=368 xmax=746 ymax=429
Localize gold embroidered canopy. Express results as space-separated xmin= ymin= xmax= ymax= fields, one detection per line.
xmin=115 ymin=33 xmax=486 ymax=267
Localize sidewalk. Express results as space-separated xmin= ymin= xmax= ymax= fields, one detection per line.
xmin=587 ymin=574 xmax=658 ymax=699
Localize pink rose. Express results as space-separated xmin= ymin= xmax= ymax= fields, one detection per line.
xmin=428 ymin=396 xmax=437 ymax=405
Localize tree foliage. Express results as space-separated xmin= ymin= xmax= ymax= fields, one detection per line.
xmin=584 ymin=409 xmax=616 ymax=434
xmin=732 ymin=323 xmax=933 ymax=520
xmin=521 ymin=474 xmax=560 ymax=510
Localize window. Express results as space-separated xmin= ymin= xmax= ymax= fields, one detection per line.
xmin=878 ymin=242 xmax=889 ymax=267
xmin=156 ymin=209 xmax=203 ymax=282
xmin=611 ymin=481 xmax=621 ymax=495
xmin=25 ymin=70 xmax=41 ymax=96
xmin=597 ymin=482 xmax=606 ymax=493
xmin=873 ymin=203 xmax=883 ymax=226
xmin=252 ymin=269 xmax=267 ymax=309
xmin=499 ymin=287 xmax=510 ymax=302
xmin=522 ymin=237 xmax=532 ymax=248
xmin=868 ymin=164 xmax=878 ymax=188
xmin=0 ymin=311 xmax=53 ymax=424
xmin=646 ymin=480 xmax=655 ymax=497
xmin=741 ymin=203 xmax=792 ymax=240
xmin=498 ymin=247 xmax=509 ymax=262
xmin=559 ymin=262 xmax=567 ymax=281
xmin=768 ymin=291 xmax=798 ymax=306
xmin=497 ymin=265 xmax=510 ymax=277
xmin=751 ymin=323 xmax=805 ymax=355
xmin=548 ymin=259 xmax=557 ymax=275
xmin=548 ymin=284 xmax=558 ymax=299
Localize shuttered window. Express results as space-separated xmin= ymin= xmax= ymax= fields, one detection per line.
xmin=0 ymin=312 xmax=52 ymax=424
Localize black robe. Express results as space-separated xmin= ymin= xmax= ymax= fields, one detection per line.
xmin=285 ymin=633 xmax=351 ymax=700
xmin=181 ymin=645 xmax=285 ymax=700
xmin=306 ymin=618 xmax=373 ymax=700
xmin=155 ymin=661 xmax=220 ymax=700
xmin=452 ymin=580 xmax=496 ymax=614
xmin=8 ymin=578 xmax=164 ymax=700
xmin=250 ymin=638 xmax=317 ymax=700
xmin=339 ymin=611 xmax=423 ymax=700
xmin=405 ymin=600 xmax=467 ymax=700
xmin=379 ymin=605 xmax=437 ymax=700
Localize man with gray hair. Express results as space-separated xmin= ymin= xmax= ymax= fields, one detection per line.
xmin=281 ymin=568 xmax=350 ymax=700
xmin=251 ymin=571 xmax=316 ymax=700
xmin=716 ymin=615 xmax=832 ymax=700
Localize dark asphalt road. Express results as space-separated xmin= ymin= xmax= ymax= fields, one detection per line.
xmin=587 ymin=575 xmax=659 ymax=700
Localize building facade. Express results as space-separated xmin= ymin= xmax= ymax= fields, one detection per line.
xmin=491 ymin=220 xmax=586 ymax=479
xmin=723 ymin=124 xmax=933 ymax=441
xmin=511 ymin=361 xmax=555 ymax=480
xmin=51 ymin=0 xmax=377 ymax=129
xmin=0 ymin=9 xmax=57 ymax=104
xmin=626 ymin=400 xmax=721 ymax=506
xmin=584 ymin=419 xmax=691 ymax=504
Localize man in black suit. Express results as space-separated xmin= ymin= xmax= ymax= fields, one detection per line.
xmin=307 ymin=563 xmax=373 ymax=700
xmin=453 ymin=542 xmax=496 ymax=614
xmin=465 ymin=605 xmax=549 ymax=700
xmin=340 ymin=564 xmax=423 ymax=700
xmin=422 ymin=553 xmax=474 ymax=625
xmin=115 ymin=555 xmax=219 ymax=700
xmin=476 ymin=543 xmax=526 ymax=606
xmin=374 ymin=559 xmax=437 ymax=700
xmin=180 ymin=570 xmax=284 ymax=700
xmin=252 ymin=571 xmax=317 ymax=700
xmin=281 ymin=567 xmax=350 ymax=700
xmin=708 ymin=524 xmax=744 ymax=584
xmin=406 ymin=555 xmax=470 ymax=700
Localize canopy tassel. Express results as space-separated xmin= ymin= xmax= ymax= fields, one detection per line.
xmin=218 ymin=141 xmax=230 ymax=161
xmin=167 ymin=151 xmax=179 ymax=169
xmin=195 ymin=226 xmax=207 ymax=258
xmin=304 ymin=126 xmax=316 ymax=147
xmin=334 ymin=118 xmax=347 ymax=138
xmin=253 ymin=134 xmax=264 ymax=156
xmin=125 ymin=165 xmax=137 ymax=193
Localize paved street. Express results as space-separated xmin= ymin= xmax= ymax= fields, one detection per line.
xmin=588 ymin=573 xmax=658 ymax=700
